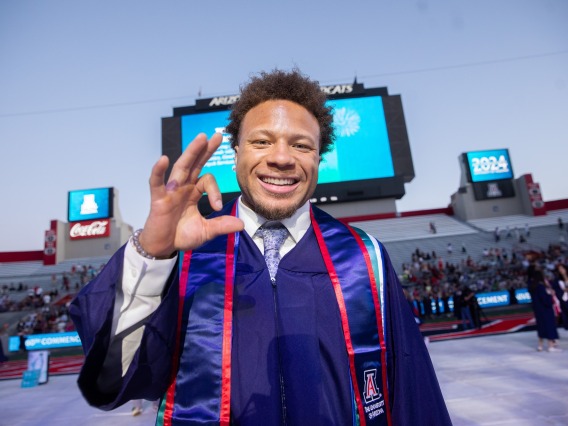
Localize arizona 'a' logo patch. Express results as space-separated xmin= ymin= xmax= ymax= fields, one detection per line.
xmin=363 ymin=369 xmax=382 ymax=403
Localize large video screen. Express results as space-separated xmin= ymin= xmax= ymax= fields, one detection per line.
xmin=162 ymin=83 xmax=415 ymax=211
xmin=464 ymin=149 xmax=514 ymax=183
xmin=68 ymin=187 xmax=113 ymax=222
xmin=181 ymin=96 xmax=395 ymax=194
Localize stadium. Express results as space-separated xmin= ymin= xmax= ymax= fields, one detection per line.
xmin=1 ymin=81 xmax=567 ymax=425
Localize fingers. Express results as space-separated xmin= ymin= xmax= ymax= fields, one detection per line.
xmin=203 ymin=216 xmax=245 ymax=243
xmin=149 ymin=155 xmax=170 ymax=195
xmin=166 ymin=133 xmax=206 ymax=186
xmin=168 ymin=133 xmax=223 ymax=187
xmin=188 ymin=132 xmax=224 ymax=182
xmin=172 ymin=215 xmax=244 ymax=253
xmin=192 ymin=173 xmax=223 ymax=211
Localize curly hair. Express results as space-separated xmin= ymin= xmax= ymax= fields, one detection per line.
xmin=226 ymin=69 xmax=335 ymax=155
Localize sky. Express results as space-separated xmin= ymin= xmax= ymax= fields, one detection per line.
xmin=1 ymin=0 xmax=567 ymax=252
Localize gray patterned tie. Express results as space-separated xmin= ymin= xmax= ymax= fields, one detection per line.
xmin=258 ymin=222 xmax=288 ymax=282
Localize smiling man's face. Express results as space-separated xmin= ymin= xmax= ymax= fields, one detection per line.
xmin=234 ymin=99 xmax=321 ymax=220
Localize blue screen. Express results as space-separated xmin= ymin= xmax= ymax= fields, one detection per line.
xmin=182 ymin=110 xmax=237 ymax=192
xmin=9 ymin=332 xmax=82 ymax=351
xmin=466 ymin=149 xmax=513 ymax=182
xmin=68 ymin=187 xmax=112 ymax=222
xmin=181 ymin=96 xmax=395 ymax=194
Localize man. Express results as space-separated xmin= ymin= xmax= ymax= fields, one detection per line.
xmin=71 ymin=69 xmax=451 ymax=425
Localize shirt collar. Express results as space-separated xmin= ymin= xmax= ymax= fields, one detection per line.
xmin=237 ymin=197 xmax=311 ymax=244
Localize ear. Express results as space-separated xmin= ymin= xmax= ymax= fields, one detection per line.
xmin=234 ymin=146 xmax=239 ymax=166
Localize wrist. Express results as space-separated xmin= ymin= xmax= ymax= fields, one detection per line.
xmin=131 ymin=229 xmax=176 ymax=260
xmin=132 ymin=229 xmax=155 ymax=260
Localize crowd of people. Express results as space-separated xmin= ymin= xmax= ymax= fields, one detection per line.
xmin=1 ymin=285 xmax=61 ymax=313
xmin=401 ymin=239 xmax=568 ymax=334
xmin=0 ymin=262 xmax=106 ymax=356
xmin=15 ymin=300 xmax=74 ymax=336
xmin=0 ymin=263 xmax=105 ymax=313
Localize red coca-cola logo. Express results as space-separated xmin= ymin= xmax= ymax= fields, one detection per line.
xmin=69 ymin=219 xmax=111 ymax=240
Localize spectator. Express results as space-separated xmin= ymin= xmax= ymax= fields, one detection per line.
xmin=525 ymin=223 xmax=531 ymax=238
xmin=0 ymin=324 xmax=9 ymax=363
xmin=457 ymin=287 xmax=474 ymax=330
xmin=429 ymin=221 xmax=437 ymax=234
xmin=18 ymin=332 xmax=27 ymax=352
xmin=508 ymin=284 xmax=518 ymax=305
xmin=550 ymin=264 xmax=568 ymax=330
xmin=528 ymin=268 xmax=561 ymax=352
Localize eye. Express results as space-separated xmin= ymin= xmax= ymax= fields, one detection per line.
xmin=293 ymin=143 xmax=313 ymax=152
xmin=251 ymin=139 xmax=270 ymax=147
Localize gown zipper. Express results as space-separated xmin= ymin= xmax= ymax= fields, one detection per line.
xmin=271 ymin=277 xmax=288 ymax=425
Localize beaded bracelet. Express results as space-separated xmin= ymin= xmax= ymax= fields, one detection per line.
xmin=131 ymin=228 xmax=156 ymax=260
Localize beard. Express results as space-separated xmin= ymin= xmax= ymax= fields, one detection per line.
xmin=239 ymin=189 xmax=309 ymax=221
xmin=250 ymin=201 xmax=300 ymax=221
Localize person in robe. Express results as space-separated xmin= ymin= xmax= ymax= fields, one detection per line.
xmin=528 ymin=268 xmax=561 ymax=352
xmin=70 ymin=69 xmax=452 ymax=425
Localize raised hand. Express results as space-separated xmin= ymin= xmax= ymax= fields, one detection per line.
xmin=138 ymin=132 xmax=244 ymax=258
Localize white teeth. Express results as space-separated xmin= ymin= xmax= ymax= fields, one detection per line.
xmin=262 ymin=177 xmax=295 ymax=185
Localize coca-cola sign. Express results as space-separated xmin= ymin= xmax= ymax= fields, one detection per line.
xmin=69 ymin=219 xmax=111 ymax=240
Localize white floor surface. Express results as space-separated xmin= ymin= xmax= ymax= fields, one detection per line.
xmin=1 ymin=329 xmax=567 ymax=425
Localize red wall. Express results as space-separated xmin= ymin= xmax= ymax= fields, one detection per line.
xmin=0 ymin=251 xmax=43 ymax=263
xmin=545 ymin=199 xmax=568 ymax=211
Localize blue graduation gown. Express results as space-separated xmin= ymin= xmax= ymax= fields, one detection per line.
xmin=70 ymin=204 xmax=451 ymax=425
xmin=530 ymin=282 xmax=559 ymax=340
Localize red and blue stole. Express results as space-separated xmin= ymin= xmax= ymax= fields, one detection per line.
xmin=157 ymin=201 xmax=391 ymax=426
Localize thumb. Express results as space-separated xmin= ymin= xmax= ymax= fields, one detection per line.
xmin=203 ymin=216 xmax=245 ymax=242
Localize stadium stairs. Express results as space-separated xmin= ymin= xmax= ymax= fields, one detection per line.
xmin=0 ymin=256 xmax=111 ymax=332
xmin=0 ymin=256 xmax=110 ymax=281
xmin=349 ymin=210 xmax=568 ymax=275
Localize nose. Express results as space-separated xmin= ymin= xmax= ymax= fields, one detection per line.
xmin=266 ymin=140 xmax=295 ymax=167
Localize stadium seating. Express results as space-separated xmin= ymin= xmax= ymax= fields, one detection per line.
xmin=350 ymin=211 xmax=568 ymax=274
